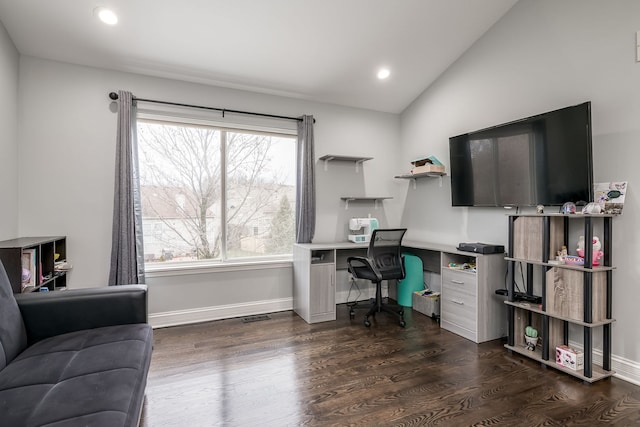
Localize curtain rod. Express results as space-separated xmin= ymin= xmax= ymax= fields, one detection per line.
xmin=108 ymin=92 xmax=313 ymax=123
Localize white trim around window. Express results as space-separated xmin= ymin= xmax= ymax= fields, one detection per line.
xmin=145 ymin=257 xmax=293 ymax=278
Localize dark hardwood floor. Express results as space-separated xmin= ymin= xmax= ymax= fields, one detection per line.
xmin=140 ymin=305 xmax=640 ymax=426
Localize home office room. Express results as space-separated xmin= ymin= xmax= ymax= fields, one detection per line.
xmin=1 ymin=1 xmax=639 ymax=426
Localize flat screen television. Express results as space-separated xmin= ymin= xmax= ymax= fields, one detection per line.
xmin=449 ymin=102 xmax=593 ymax=207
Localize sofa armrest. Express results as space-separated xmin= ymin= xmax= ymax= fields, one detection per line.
xmin=15 ymin=285 xmax=148 ymax=345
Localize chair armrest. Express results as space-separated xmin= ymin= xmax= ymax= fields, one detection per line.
xmin=347 ymin=255 xmax=383 ymax=282
xmin=15 ymin=285 xmax=148 ymax=345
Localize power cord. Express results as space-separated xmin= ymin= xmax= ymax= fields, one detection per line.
xmin=346 ymin=275 xmax=362 ymax=307
xmin=502 ymin=261 xmax=524 ymax=293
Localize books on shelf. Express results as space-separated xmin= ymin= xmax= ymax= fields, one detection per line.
xmin=21 ymin=248 xmax=37 ymax=291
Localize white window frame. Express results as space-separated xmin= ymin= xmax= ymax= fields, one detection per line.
xmin=137 ymin=104 xmax=298 ymax=274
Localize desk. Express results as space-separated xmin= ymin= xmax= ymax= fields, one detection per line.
xmin=293 ymin=240 xmax=507 ymax=343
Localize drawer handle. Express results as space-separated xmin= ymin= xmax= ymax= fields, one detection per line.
xmin=451 ymin=280 xmax=465 ymax=285
xmin=451 ymin=299 xmax=465 ymax=305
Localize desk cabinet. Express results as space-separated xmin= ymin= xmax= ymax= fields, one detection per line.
xmin=293 ymin=245 xmax=337 ymax=323
xmin=310 ymin=263 xmax=335 ymax=319
xmin=440 ymin=252 xmax=506 ymax=343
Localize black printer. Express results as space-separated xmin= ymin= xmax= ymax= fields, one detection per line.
xmin=457 ymin=242 xmax=505 ymax=254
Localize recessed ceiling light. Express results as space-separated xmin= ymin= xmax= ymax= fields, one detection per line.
xmin=95 ymin=7 xmax=118 ymax=25
xmin=377 ymin=68 xmax=391 ymax=80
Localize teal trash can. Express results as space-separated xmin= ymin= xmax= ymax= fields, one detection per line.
xmin=398 ymin=253 xmax=424 ymax=307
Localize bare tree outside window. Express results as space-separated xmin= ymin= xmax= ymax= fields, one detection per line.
xmin=138 ymin=119 xmax=296 ymax=264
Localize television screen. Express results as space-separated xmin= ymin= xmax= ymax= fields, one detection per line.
xmin=449 ymin=102 xmax=593 ymax=207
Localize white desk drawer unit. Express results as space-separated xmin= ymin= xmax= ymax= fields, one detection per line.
xmin=441 ymin=269 xmax=477 ymax=337
xmin=440 ymin=252 xmax=506 ymax=343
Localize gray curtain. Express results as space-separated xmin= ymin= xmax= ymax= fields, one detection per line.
xmin=295 ymin=115 xmax=316 ymax=243
xmin=109 ymin=90 xmax=145 ymax=285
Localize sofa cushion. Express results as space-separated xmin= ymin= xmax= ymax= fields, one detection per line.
xmin=0 ymin=323 xmax=153 ymax=427
xmin=0 ymin=261 xmax=27 ymax=371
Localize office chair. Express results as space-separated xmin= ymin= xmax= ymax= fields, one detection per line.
xmin=347 ymin=228 xmax=407 ymax=327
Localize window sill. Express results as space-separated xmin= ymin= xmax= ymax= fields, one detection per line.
xmin=144 ymin=257 xmax=293 ymax=278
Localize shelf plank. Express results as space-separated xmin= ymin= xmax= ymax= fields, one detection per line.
xmin=394 ymin=171 xmax=446 ymax=179
xmin=504 ymin=301 xmax=616 ymax=327
xmin=506 ymin=213 xmax=616 ymax=218
xmin=340 ymin=196 xmax=392 ymax=210
xmin=318 ymin=154 xmax=373 ymax=163
xmin=505 ymin=344 xmax=614 ymax=383
xmin=505 ymin=256 xmax=616 ymax=272
xmin=0 ymin=236 xmax=65 ymax=249
xmin=319 ymin=154 xmax=372 ymax=172
xmin=340 ymin=196 xmax=392 ymax=201
xmin=395 ymin=171 xmax=446 ymax=189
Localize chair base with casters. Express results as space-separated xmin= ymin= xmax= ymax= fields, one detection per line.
xmin=349 ymin=283 xmax=406 ymax=327
xmin=347 ymin=228 xmax=408 ymax=328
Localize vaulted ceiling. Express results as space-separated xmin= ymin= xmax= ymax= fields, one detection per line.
xmin=0 ymin=0 xmax=517 ymax=113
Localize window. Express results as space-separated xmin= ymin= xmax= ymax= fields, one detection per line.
xmin=137 ymin=117 xmax=296 ymax=266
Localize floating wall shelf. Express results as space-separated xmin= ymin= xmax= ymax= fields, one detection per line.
xmin=340 ymin=196 xmax=392 ymax=210
xmin=319 ymin=155 xmax=373 ymax=172
xmin=395 ymin=171 xmax=446 ymax=189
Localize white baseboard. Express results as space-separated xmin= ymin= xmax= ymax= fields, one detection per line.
xmin=569 ymin=340 xmax=640 ymax=386
xmin=149 ymin=297 xmax=293 ymax=329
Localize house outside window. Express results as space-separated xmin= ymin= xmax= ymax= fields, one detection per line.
xmin=137 ymin=115 xmax=296 ymax=267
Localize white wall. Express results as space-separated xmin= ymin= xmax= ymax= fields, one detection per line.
xmin=16 ymin=56 xmax=400 ymax=322
xmin=0 ymin=20 xmax=18 ymax=240
xmin=400 ymin=0 xmax=640 ymax=373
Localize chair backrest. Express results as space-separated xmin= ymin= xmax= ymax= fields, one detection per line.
xmin=367 ymin=228 xmax=407 ymax=281
xmin=0 ymin=261 xmax=27 ymax=370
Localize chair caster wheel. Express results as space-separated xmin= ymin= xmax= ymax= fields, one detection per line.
xmin=364 ymin=319 xmax=371 ymax=327
xmin=349 ymin=310 xmax=355 ymax=319
xmin=399 ymin=309 xmax=404 ymax=316
xmin=399 ymin=320 xmax=406 ymax=327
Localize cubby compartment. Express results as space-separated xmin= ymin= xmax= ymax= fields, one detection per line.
xmin=546 ymin=267 xmax=607 ymax=322
xmin=512 ymin=307 xmax=563 ymax=355
xmin=442 ymin=252 xmax=476 ymax=270
xmin=311 ymin=250 xmax=335 ymax=264
xmin=512 ymin=216 xmax=564 ymax=262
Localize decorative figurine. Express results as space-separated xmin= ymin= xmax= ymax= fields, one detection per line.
xmin=562 ymin=201 xmax=576 ymax=214
xmin=524 ymin=326 xmax=539 ymax=351
xmin=577 ymin=235 xmax=604 ymax=265
xmin=582 ymin=202 xmax=602 ymax=214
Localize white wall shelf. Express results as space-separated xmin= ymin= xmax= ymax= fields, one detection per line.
xmin=395 ymin=171 xmax=446 ymax=189
xmin=319 ymin=154 xmax=373 ymax=172
xmin=340 ymin=196 xmax=392 ymax=210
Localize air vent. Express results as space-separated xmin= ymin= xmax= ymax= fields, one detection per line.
xmin=242 ymin=314 xmax=271 ymax=323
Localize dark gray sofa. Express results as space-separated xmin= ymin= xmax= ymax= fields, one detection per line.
xmin=0 ymin=261 xmax=153 ymax=427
